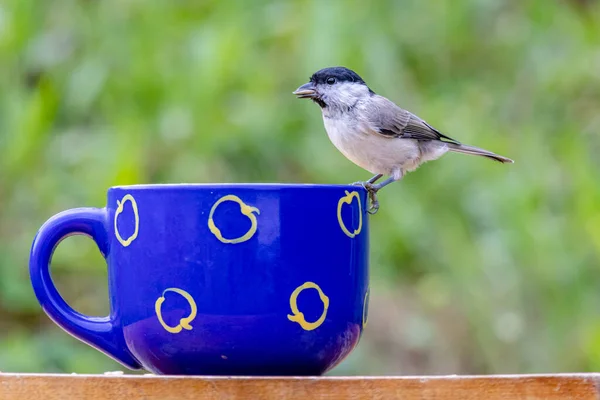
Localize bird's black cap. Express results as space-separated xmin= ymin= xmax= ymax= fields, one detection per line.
xmin=309 ymin=66 xmax=367 ymax=85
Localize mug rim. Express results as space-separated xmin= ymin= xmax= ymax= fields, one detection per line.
xmin=109 ymin=183 xmax=368 ymax=191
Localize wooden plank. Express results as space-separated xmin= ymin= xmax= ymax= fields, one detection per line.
xmin=1 ymin=373 xmax=599 ymax=400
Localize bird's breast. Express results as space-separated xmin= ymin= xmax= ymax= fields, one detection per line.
xmin=322 ymin=116 xmax=362 ymax=158
xmin=321 ymin=113 xmax=429 ymax=176
xmin=322 ymin=115 xmax=392 ymax=175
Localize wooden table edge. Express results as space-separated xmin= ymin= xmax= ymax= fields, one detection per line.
xmin=2 ymin=371 xmax=600 ymax=379
xmin=2 ymin=372 xmax=600 ymax=399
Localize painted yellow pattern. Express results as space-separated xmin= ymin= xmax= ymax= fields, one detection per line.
xmin=114 ymin=194 xmax=139 ymax=247
xmin=337 ymin=190 xmax=362 ymax=238
xmin=208 ymin=195 xmax=260 ymax=244
xmin=155 ymin=288 xmax=198 ymax=334
xmin=287 ymin=282 xmax=329 ymax=331
xmin=362 ymin=287 xmax=369 ymax=328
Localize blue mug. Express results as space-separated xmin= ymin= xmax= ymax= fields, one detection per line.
xmin=29 ymin=184 xmax=370 ymax=375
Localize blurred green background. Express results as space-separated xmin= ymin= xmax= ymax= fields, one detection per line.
xmin=1 ymin=0 xmax=600 ymax=375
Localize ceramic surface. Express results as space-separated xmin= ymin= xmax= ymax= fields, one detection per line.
xmin=29 ymin=184 xmax=370 ymax=375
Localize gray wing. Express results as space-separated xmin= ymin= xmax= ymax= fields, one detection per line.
xmin=365 ymin=95 xmax=461 ymax=144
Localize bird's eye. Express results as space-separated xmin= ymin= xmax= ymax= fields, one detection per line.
xmin=326 ymin=77 xmax=336 ymax=85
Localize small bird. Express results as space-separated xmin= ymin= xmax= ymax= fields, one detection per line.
xmin=293 ymin=66 xmax=513 ymax=214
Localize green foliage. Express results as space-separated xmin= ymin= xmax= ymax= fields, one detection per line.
xmin=1 ymin=0 xmax=600 ymax=375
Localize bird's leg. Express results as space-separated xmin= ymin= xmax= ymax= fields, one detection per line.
xmin=356 ymin=175 xmax=402 ymax=215
xmin=350 ymin=174 xmax=386 ymax=215
xmin=367 ymin=174 xmax=384 ymax=184
xmin=371 ymin=176 xmax=397 ymax=191
xmin=351 ymin=174 xmax=383 ymax=186
xmin=366 ymin=188 xmax=379 ymax=215
xmin=368 ymin=177 xmax=399 ymax=214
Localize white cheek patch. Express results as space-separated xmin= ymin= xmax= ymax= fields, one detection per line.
xmin=324 ymin=82 xmax=369 ymax=109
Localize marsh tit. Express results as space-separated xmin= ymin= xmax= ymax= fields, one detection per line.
xmin=293 ymin=66 xmax=513 ymax=214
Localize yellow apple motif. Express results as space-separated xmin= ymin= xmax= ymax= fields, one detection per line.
xmin=337 ymin=190 xmax=362 ymax=238
xmin=155 ymin=288 xmax=198 ymax=334
xmin=208 ymin=195 xmax=260 ymax=244
xmin=114 ymin=194 xmax=139 ymax=247
xmin=287 ymin=281 xmax=329 ymax=331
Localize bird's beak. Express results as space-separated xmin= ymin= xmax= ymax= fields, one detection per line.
xmin=293 ymin=82 xmax=317 ymax=99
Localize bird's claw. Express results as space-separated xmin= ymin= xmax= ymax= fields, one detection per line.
xmin=352 ymin=181 xmax=380 ymax=215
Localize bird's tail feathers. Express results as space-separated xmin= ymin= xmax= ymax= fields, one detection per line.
xmin=446 ymin=143 xmax=514 ymax=164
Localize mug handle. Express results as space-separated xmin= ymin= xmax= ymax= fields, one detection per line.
xmin=29 ymin=207 xmax=141 ymax=370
